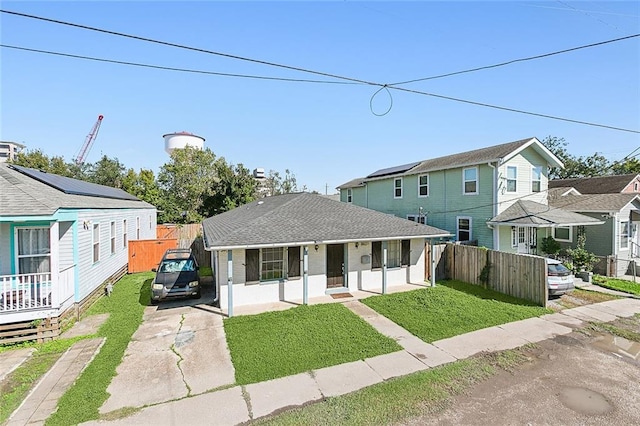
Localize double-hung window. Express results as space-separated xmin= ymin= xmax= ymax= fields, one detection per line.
xmin=457 ymin=217 xmax=472 ymax=241
xmin=93 ymin=223 xmax=100 ymax=263
xmin=463 ymin=167 xmax=478 ymax=195
xmin=532 ymin=166 xmax=542 ymax=193
xmin=418 ymin=174 xmax=429 ymax=197
xmin=620 ymin=221 xmax=629 ymax=249
xmin=123 ymin=219 xmax=128 ymax=248
xmin=371 ymin=240 xmax=410 ymax=269
xmin=394 ymin=178 xmax=403 ymax=199
xmin=261 ymin=247 xmax=284 ymax=281
xmin=346 ymin=188 xmax=352 ymax=203
xmin=506 ymin=166 xmax=517 ymax=192
xmin=407 ymin=214 xmax=426 ymax=224
xmin=16 ymin=227 xmax=51 ymax=274
xmin=246 ymin=246 xmax=300 ymax=283
xmin=110 ymin=221 xmax=116 ymax=255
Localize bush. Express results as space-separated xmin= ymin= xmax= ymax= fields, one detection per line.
xmin=566 ymin=234 xmax=598 ymax=272
xmin=540 ymin=236 xmax=561 ymax=255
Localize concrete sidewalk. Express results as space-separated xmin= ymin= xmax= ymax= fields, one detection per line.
xmin=7 ymin=338 xmax=105 ymax=426
xmin=81 ymin=297 xmax=640 ymax=426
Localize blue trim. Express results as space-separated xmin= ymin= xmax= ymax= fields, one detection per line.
xmin=9 ymin=220 xmax=53 ymax=275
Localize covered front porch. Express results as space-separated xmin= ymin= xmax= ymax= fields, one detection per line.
xmin=488 ymin=200 xmax=604 ymax=255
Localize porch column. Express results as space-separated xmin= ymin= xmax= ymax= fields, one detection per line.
xmin=227 ymin=250 xmax=234 ymax=317
xmin=430 ymin=238 xmax=436 ymax=287
xmin=50 ymin=221 xmax=60 ymax=307
xmin=303 ymin=246 xmax=309 ymax=305
xmin=382 ymin=241 xmax=388 ymax=294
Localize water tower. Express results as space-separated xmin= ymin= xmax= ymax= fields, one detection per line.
xmin=163 ymin=131 xmax=205 ymax=155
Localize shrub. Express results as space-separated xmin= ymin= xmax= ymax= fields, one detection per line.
xmin=540 ymin=236 xmax=561 ymax=255
xmin=566 ymin=234 xmax=598 ymax=272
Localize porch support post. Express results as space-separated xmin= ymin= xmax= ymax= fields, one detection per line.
xmin=227 ymin=250 xmax=234 ymax=318
xmin=430 ymin=238 xmax=436 ymax=287
xmin=50 ymin=221 xmax=60 ymax=307
xmin=303 ymin=246 xmax=309 ymax=305
xmin=382 ymin=241 xmax=388 ymax=294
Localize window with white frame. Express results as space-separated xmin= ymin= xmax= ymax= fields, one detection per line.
xmin=463 ymin=167 xmax=478 ymax=194
xmin=16 ymin=227 xmax=51 ymax=274
xmin=110 ymin=221 xmax=116 ymax=255
xmin=394 ymin=177 xmax=403 ymax=198
xmin=261 ymin=247 xmax=284 ymax=281
xmin=93 ymin=223 xmax=100 ymax=263
xmin=457 ymin=217 xmax=472 ymax=241
xmin=149 ymin=215 xmax=152 ymax=230
xmin=371 ymin=240 xmax=409 ymax=269
xmin=532 ymin=166 xmax=542 ymax=193
xmin=123 ymin=219 xmax=128 ymax=248
xmin=136 ymin=217 xmax=140 ymax=240
xmin=418 ymin=174 xmax=429 ymax=197
xmin=553 ymin=226 xmax=572 ymax=242
xmin=620 ymin=221 xmax=629 ymax=249
xmin=387 ymin=240 xmax=401 ymax=268
xmin=347 ymin=188 xmax=353 ymax=203
xmin=407 ymin=214 xmax=426 ymax=224
xmin=506 ymin=166 xmax=517 ymax=192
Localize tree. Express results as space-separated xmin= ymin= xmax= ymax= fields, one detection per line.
xmin=264 ymin=168 xmax=306 ymax=196
xmin=10 ymin=149 xmax=75 ymax=176
xmin=203 ymin=161 xmax=257 ymax=216
xmin=156 ymin=146 xmax=219 ymax=224
xmin=87 ymin=155 xmax=126 ymax=188
xmin=122 ymin=168 xmax=161 ymax=206
xmin=541 ymin=136 xmax=611 ymax=179
xmin=612 ymin=157 xmax=640 ymax=175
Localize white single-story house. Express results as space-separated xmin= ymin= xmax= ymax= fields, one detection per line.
xmin=0 ymin=164 xmax=157 ymax=325
xmin=202 ymin=192 xmax=451 ymax=315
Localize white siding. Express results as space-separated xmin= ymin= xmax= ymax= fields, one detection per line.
xmin=76 ymin=208 xmax=156 ymax=301
xmin=58 ymin=221 xmax=75 ymax=271
xmin=216 ymin=239 xmax=426 ymax=308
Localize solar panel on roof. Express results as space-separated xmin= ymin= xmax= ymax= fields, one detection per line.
xmin=366 ymin=161 xmax=421 ymax=178
xmin=11 ymin=165 xmax=141 ymax=201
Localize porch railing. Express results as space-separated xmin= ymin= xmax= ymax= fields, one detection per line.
xmin=1 ymin=272 xmax=54 ymax=312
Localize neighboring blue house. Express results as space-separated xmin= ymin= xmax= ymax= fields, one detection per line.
xmin=0 ymin=164 xmax=157 ymax=326
xmin=338 ymin=137 xmax=601 ymax=254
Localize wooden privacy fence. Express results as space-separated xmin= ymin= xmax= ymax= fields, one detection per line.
xmin=128 ymin=239 xmax=178 ymax=273
xmin=446 ymin=244 xmax=548 ymax=307
xmin=156 ymin=224 xmax=211 ymax=268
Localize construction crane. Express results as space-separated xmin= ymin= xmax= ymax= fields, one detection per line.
xmin=74 ymin=114 xmax=104 ymax=165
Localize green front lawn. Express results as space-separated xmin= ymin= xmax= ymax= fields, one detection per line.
xmin=362 ymin=280 xmax=552 ymax=343
xmin=593 ymin=275 xmax=640 ymax=296
xmin=224 ymin=303 xmax=402 ymax=385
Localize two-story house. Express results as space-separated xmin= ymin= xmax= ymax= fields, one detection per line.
xmin=338 ymin=137 xmax=601 ymax=254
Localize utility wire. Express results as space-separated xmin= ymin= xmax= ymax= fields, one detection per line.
xmin=0 ymin=9 xmax=379 ymax=87
xmin=0 ymin=44 xmax=361 ymax=85
xmin=2 ymin=9 xmax=638 ymax=133
xmin=390 ymin=33 xmax=639 ymax=86
xmin=389 ymin=86 xmax=640 ymax=134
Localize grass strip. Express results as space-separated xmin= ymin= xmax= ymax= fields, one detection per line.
xmin=587 ymin=320 xmax=640 ymax=343
xmin=45 ymin=272 xmax=153 ymax=426
xmin=567 ymin=288 xmax=619 ymax=303
xmin=362 ymin=280 xmax=551 ymax=343
xmin=256 ymin=349 xmax=532 ymax=426
xmin=0 ymin=338 xmax=85 ymax=424
xmin=224 ymin=303 xmax=402 ymax=385
xmin=592 ymin=276 xmax=640 ymax=296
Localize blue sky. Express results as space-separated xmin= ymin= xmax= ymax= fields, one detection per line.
xmin=1 ymin=1 xmax=638 ymax=193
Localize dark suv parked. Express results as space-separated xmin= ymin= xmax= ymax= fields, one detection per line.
xmin=151 ymin=248 xmax=201 ymax=303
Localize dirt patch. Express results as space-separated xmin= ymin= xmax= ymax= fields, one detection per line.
xmin=403 ymin=317 xmax=640 ymax=425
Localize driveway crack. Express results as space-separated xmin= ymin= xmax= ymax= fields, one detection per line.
xmin=171 ymin=314 xmax=192 ymax=396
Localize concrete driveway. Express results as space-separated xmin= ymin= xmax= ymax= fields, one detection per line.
xmin=100 ymin=282 xmax=235 ymax=414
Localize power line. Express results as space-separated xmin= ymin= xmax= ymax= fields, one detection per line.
xmin=0 ymin=9 xmax=378 ymax=87
xmin=389 ymin=86 xmax=640 ymax=134
xmin=390 ymin=33 xmax=640 ymax=85
xmin=0 ymin=44 xmax=361 ymax=85
xmin=2 ymin=9 xmax=638 ymax=134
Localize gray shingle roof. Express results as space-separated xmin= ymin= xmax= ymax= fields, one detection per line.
xmin=0 ymin=163 xmax=155 ymax=216
xmin=336 ymin=177 xmax=366 ymax=190
xmin=202 ymin=192 xmax=451 ymax=249
xmin=487 ymin=200 xmax=603 ymax=227
xmin=549 ymin=193 xmax=639 ymax=212
xmin=549 ymin=174 xmax=639 ymax=194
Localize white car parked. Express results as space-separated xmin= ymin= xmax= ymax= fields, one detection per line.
xmin=546 ymin=258 xmax=575 ymax=296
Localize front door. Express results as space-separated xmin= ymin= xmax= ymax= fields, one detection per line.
xmin=326 ymin=244 xmax=345 ymax=288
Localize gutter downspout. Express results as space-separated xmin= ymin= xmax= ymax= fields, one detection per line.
xmin=488 ymin=162 xmax=498 ymax=250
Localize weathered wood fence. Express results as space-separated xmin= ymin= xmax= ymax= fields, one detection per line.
xmin=428 ymin=243 xmax=547 ymax=307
